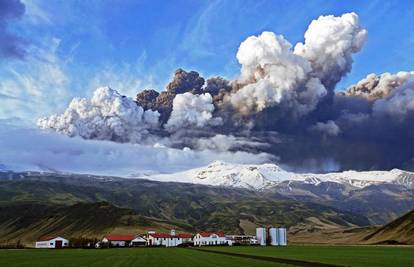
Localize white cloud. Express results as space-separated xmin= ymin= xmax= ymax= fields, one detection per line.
xmin=228 ymin=31 xmax=327 ymax=115
xmin=294 ymin=12 xmax=367 ymax=88
xmin=166 ymin=92 xmax=222 ymax=131
xmin=0 ymin=122 xmax=271 ymax=176
xmin=0 ymin=37 xmax=69 ymax=122
xmin=37 ymin=87 xmax=160 ymax=143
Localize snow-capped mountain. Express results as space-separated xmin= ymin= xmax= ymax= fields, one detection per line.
xmin=142 ymin=161 xmax=414 ymax=190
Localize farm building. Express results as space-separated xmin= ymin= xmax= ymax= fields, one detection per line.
xmin=102 ymin=235 xmax=135 ymax=247
xmin=35 ymin=236 xmax=69 ymax=249
xmin=130 ymin=236 xmax=147 ymax=246
xmin=194 ymin=232 xmax=226 ymax=246
xmin=269 ymin=227 xmax=287 ymax=246
xmin=146 ymin=230 xmax=193 ymax=247
xmin=256 ymin=227 xmax=288 ymax=246
xmin=225 ymin=235 xmax=258 ymax=246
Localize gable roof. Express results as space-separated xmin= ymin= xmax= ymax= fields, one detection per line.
xmin=131 ymin=236 xmax=146 ymax=241
xmin=148 ymin=232 xmax=194 ymax=239
xmin=198 ymin=232 xmax=225 ymax=237
xmin=104 ymin=235 xmax=135 ymax=241
xmin=177 ymin=233 xmax=193 ymax=238
xmin=148 ymin=233 xmax=175 ymax=238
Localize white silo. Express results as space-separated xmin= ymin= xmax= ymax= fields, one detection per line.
xmin=256 ymin=227 xmax=266 ymax=246
xmin=278 ymin=228 xmax=287 ymax=246
xmin=269 ymin=228 xmax=279 ymax=246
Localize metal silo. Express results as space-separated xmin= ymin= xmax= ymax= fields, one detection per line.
xmin=269 ymin=228 xmax=279 ymax=246
xmin=278 ymin=228 xmax=287 ymax=246
xmin=256 ymin=227 xmax=266 ymax=246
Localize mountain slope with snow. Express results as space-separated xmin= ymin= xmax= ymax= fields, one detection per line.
xmin=142 ymin=161 xmax=414 ymax=190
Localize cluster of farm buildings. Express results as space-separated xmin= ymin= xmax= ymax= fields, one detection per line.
xmin=35 ymin=228 xmax=287 ymax=248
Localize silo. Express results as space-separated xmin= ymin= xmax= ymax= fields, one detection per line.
xmin=256 ymin=228 xmax=266 ymax=246
xmin=278 ymin=228 xmax=287 ymax=246
xmin=269 ymin=228 xmax=279 ymax=246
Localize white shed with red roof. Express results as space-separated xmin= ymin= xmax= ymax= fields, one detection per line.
xmin=35 ymin=236 xmax=69 ymax=248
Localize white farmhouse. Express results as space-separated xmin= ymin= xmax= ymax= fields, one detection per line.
xmin=35 ymin=236 xmax=69 ymax=249
xmin=102 ymin=234 xmax=135 ymax=247
xmin=194 ymin=232 xmax=226 ymax=246
xmin=146 ymin=230 xmax=193 ymax=247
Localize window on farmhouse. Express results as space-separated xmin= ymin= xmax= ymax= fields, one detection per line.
xmin=50 ymin=243 xmax=53 ymax=245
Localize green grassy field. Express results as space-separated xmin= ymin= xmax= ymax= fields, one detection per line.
xmin=0 ymin=247 xmax=289 ymax=267
xmin=201 ymin=245 xmax=414 ymax=267
xmin=1 ymin=246 xmax=413 ymax=267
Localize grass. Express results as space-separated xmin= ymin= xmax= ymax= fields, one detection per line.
xmin=0 ymin=247 xmax=289 ymax=267
xmin=2 ymin=245 xmax=414 ymax=267
xmin=201 ymin=245 xmax=414 ymax=267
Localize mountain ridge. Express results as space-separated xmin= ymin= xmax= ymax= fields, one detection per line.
xmin=141 ymin=161 xmax=414 ymax=190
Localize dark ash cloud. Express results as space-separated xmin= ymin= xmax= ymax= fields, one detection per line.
xmin=37 ymin=12 xmax=414 ymax=172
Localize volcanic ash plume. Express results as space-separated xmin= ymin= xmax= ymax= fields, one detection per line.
xmin=343 ymin=71 xmax=414 ymax=99
xmin=372 ymin=79 xmax=414 ymax=119
xmin=37 ymin=87 xmax=160 ymax=143
xmin=35 ymin=12 xmax=414 ymax=171
xmin=227 ymin=12 xmax=366 ymax=117
xmin=166 ymin=92 xmax=222 ymax=131
xmin=294 ymin=12 xmax=367 ymax=89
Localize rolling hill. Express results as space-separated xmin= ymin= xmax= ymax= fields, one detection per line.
xmin=362 ymin=209 xmax=414 ymax=244
xmin=0 ymin=171 xmax=370 ymax=245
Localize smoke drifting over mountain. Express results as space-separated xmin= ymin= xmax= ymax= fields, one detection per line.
xmin=38 ymin=12 xmax=414 ymax=172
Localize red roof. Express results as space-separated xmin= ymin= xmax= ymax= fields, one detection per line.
xmin=198 ymin=232 xmax=225 ymax=237
xmin=149 ymin=232 xmax=194 ymax=239
xmin=177 ymin=233 xmax=194 ymax=238
xmin=104 ymin=235 xmax=135 ymax=241
xmin=149 ymin=233 xmax=174 ymax=238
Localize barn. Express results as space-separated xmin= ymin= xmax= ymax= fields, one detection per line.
xmin=35 ymin=236 xmax=69 ymax=249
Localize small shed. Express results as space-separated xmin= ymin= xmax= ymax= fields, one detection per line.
xmin=35 ymin=236 xmax=69 ymax=249
xmin=130 ymin=236 xmax=147 ymax=247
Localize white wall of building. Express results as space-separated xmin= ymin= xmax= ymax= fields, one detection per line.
xmin=35 ymin=237 xmax=69 ymax=248
xmin=146 ymin=236 xmax=183 ymax=247
xmin=194 ymin=233 xmax=226 ymax=246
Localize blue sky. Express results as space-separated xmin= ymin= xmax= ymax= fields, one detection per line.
xmin=1 ymin=0 xmax=414 ymax=123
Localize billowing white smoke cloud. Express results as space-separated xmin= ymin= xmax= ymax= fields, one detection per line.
xmin=344 ymin=71 xmax=414 ymax=99
xmin=294 ymin=12 xmax=367 ymax=88
xmin=228 ymin=12 xmax=366 ymax=116
xmin=165 ymin=92 xmax=222 ymax=131
xmin=37 ymin=87 xmax=160 ymax=143
xmin=0 ymin=123 xmax=271 ymax=176
xmin=309 ymin=120 xmax=341 ymax=136
xmin=229 ymin=31 xmax=327 ymax=115
xmin=373 ymin=79 xmax=414 ymax=119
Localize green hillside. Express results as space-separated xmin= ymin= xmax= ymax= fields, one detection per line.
xmin=0 ymin=172 xmax=370 ymax=245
